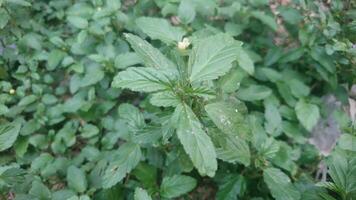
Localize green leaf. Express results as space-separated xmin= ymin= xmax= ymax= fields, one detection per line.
xmin=251 ymin=11 xmax=278 ymax=31
xmin=118 ymin=103 xmax=145 ymax=130
xmin=67 ymin=16 xmax=88 ymax=29
xmin=136 ymin=17 xmax=186 ymax=44
xmin=134 ymin=188 xmax=152 ymax=200
xmin=6 ymin=0 xmax=31 ymax=6
xmin=80 ymin=63 xmax=105 ymax=88
xmin=188 ymin=34 xmax=243 ymax=83
xmin=338 ymin=134 xmax=356 ymax=151
xmin=29 ymin=180 xmax=52 ymax=200
xmin=0 ymin=121 xmax=21 ymax=152
xmin=175 ymin=104 xmax=217 ymax=177
xmin=149 ymin=91 xmax=180 ymax=107
xmin=263 ymin=167 xmax=301 ymax=200
xmin=287 ymin=79 xmax=310 ymax=98
xmin=67 ymin=165 xmax=87 ymax=193
xmin=236 ymin=85 xmax=272 ymax=101
xmin=310 ymin=47 xmax=335 ymax=73
xmin=236 ymin=48 xmax=255 ymax=75
xmin=264 ymin=102 xmax=282 ymax=136
xmin=0 ymin=9 xmax=10 ymax=29
xmin=102 ymin=143 xmax=141 ymax=188
xmin=215 ymin=135 xmax=250 ymax=166
xmin=114 ymin=52 xmax=142 ymax=69
xmin=295 ymin=100 xmax=320 ymax=132
xmin=18 ymin=95 xmax=38 ymax=106
xmin=205 ymin=99 xmax=249 ymax=138
xmin=124 ymin=33 xmax=177 ymax=71
xmin=178 ymin=0 xmax=196 ymax=24
xmin=160 ymin=175 xmax=197 ymax=198
xmin=47 ymin=49 xmax=66 ymax=71
xmin=216 ymin=175 xmax=245 ymax=200
xmin=80 ymin=124 xmax=99 ymax=138
xmin=112 ymin=67 xmax=173 ymax=92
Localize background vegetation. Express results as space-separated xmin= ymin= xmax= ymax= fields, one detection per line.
xmin=0 ymin=0 xmax=355 ymax=199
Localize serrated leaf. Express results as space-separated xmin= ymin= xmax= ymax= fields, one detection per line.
xmin=295 ymin=100 xmax=320 ymax=132
xmin=29 ymin=180 xmax=52 ymax=200
xmin=124 ymin=33 xmax=177 ymax=72
xmin=205 ymin=100 xmax=249 ymax=138
xmin=264 ymin=102 xmax=282 ymax=136
xmin=136 ymin=17 xmax=186 ymax=44
xmin=215 ymin=136 xmax=250 ymax=166
xmin=263 ymin=167 xmax=301 ymax=200
xmin=236 ymin=85 xmax=272 ymax=101
xmin=112 ymin=67 xmax=173 ymax=92
xmin=160 ymin=175 xmax=197 ymax=198
xmin=0 ymin=121 xmax=21 ymax=152
xmin=102 ymin=143 xmax=141 ymax=188
xmin=149 ymin=91 xmax=180 ymax=107
xmin=175 ymin=104 xmax=217 ymax=177
xmin=188 ymin=34 xmax=242 ymax=83
xmin=134 ymin=188 xmax=152 ymax=200
xmin=67 ymin=165 xmax=87 ymax=193
xmin=118 ymin=103 xmax=145 ymax=130
xmin=216 ymin=175 xmax=245 ymax=200
xmin=114 ymin=52 xmax=142 ymax=69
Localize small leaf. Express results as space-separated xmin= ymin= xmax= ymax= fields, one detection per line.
xmin=338 ymin=134 xmax=356 ymax=151
xmin=0 ymin=121 xmax=21 ymax=152
xmin=251 ymin=11 xmax=278 ymax=31
xmin=47 ymin=49 xmax=66 ymax=71
xmin=237 ymin=85 xmax=272 ymax=101
xmin=295 ymin=100 xmax=320 ymax=132
xmin=188 ymin=34 xmax=243 ymax=83
xmin=29 ymin=180 xmax=52 ymax=200
xmin=178 ymin=0 xmax=196 ymax=24
xmin=160 ymin=175 xmax=197 ymax=198
xmin=216 ymin=175 xmax=245 ymax=200
xmin=67 ymin=165 xmax=87 ymax=193
xmin=67 ymin=16 xmax=88 ymax=29
xmin=136 ymin=17 xmax=186 ymax=44
xmin=175 ymin=104 xmax=217 ymax=177
xmin=0 ymin=9 xmax=10 ymax=29
xmin=236 ymin=48 xmax=254 ymax=75
xmin=102 ymin=143 xmax=141 ymax=188
xmin=263 ymin=167 xmax=301 ymax=200
xmin=134 ymin=188 xmax=152 ymax=200
xmin=118 ymin=103 xmax=145 ymax=130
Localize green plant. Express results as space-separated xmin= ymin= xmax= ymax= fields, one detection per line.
xmin=0 ymin=0 xmax=355 ymax=199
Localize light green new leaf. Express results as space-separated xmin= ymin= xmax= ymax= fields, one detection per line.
xmin=175 ymin=104 xmax=217 ymax=177
xmin=150 ymin=91 xmax=180 ymax=107
xmin=67 ymin=166 xmax=87 ymax=193
xmin=124 ymin=33 xmax=177 ymax=71
xmin=236 ymin=48 xmax=254 ymax=75
xmin=136 ymin=17 xmax=186 ymax=44
xmin=188 ymin=34 xmax=243 ymax=83
xmin=205 ymin=100 xmax=249 ymax=138
xmin=263 ymin=167 xmax=301 ymax=200
xmin=134 ymin=188 xmax=152 ymax=200
xmin=236 ymin=85 xmax=272 ymax=101
xmin=102 ymin=143 xmax=141 ymax=188
xmin=0 ymin=121 xmax=21 ymax=152
xmin=160 ymin=175 xmax=197 ymax=198
xmin=112 ymin=67 xmax=173 ymax=92
xmin=295 ymin=100 xmax=320 ymax=132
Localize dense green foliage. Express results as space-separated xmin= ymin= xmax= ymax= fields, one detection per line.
xmin=0 ymin=0 xmax=356 ymax=199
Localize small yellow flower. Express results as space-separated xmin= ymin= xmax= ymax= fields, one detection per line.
xmin=9 ymin=89 xmax=15 ymax=94
xmin=178 ymin=38 xmax=190 ymax=50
